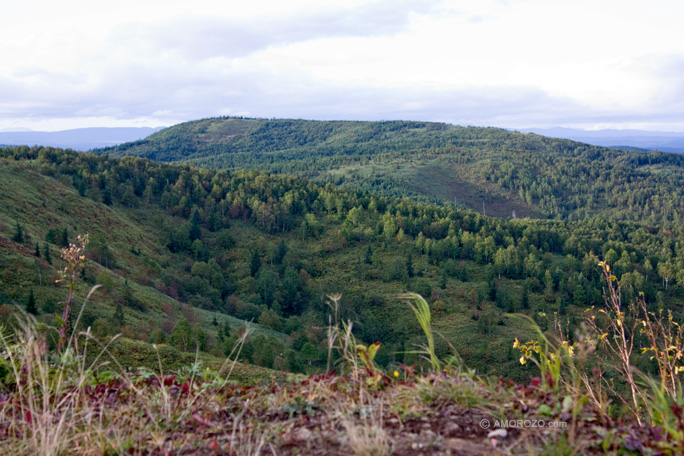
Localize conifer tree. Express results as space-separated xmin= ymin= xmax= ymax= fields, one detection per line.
xmin=275 ymin=239 xmax=288 ymax=265
xmin=364 ymin=245 xmax=373 ymax=265
xmin=102 ymin=187 xmax=112 ymax=206
xmin=12 ymin=222 xmax=24 ymax=243
xmin=112 ymin=303 xmax=124 ymax=328
xmin=189 ymin=209 xmax=202 ymax=241
xmin=406 ymin=253 xmax=414 ymax=278
xmin=43 ymin=243 xmax=52 ymax=264
xmin=439 ymin=268 xmax=447 ymax=289
xmin=521 ymin=285 xmax=529 ymax=309
xmin=250 ymin=249 xmax=261 ymax=277
xmin=26 ymin=289 xmax=37 ymax=315
xmin=60 ymin=228 xmax=70 ymax=248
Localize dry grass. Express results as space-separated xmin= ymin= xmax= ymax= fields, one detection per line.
xmin=0 ymin=317 xmax=264 ymax=455
xmin=1 ymin=319 xmax=106 ymax=455
xmin=336 ymin=401 xmax=391 ymax=456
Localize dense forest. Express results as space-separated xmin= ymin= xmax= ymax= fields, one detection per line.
xmin=98 ymin=117 xmax=684 ymax=227
xmin=2 ymin=144 xmax=684 ymax=382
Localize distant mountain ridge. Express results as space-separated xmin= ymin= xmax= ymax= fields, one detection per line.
xmin=518 ymin=127 xmax=684 ymax=153
xmin=0 ymin=126 xmax=164 ymax=151
xmin=93 ymin=116 xmax=684 ymax=226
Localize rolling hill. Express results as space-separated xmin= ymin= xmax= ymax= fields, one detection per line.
xmin=97 ymin=117 xmax=684 ymax=227
xmin=4 ymin=140 xmax=684 ymax=453
xmin=2 ymin=145 xmax=684 ymax=381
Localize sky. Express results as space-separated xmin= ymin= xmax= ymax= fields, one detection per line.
xmin=2 ymin=0 xmax=684 ymax=132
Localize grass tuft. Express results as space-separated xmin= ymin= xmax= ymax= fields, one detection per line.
xmin=400 ymin=292 xmax=441 ymax=372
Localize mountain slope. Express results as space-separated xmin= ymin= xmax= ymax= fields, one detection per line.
xmin=97 ymin=117 xmax=684 ymax=227
xmin=0 ymin=150 xmax=289 ymax=380
xmin=3 ymin=146 xmax=684 ymax=380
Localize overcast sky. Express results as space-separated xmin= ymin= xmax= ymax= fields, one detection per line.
xmin=2 ymin=0 xmax=684 ymax=132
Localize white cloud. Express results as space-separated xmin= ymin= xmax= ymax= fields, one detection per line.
xmin=1 ymin=0 xmax=684 ymax=130
xmin=122 ymin=0 xmax=435 ymax=60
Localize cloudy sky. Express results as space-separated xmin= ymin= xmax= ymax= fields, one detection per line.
xmin=2 ymin=0 xmax=684 ymax=131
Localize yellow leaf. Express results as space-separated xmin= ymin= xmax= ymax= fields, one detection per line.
xmin=367 ymin=342 xmax=382 ymax=361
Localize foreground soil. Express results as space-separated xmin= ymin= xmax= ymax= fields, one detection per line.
xmin=1 ymin=368 xmax=678 ymax=455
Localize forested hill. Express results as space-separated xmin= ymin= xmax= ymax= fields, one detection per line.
xmin=2 ymin=145 xmax=684 ymax=380
xmin=96 ymin=117 xmax=684 ymax=227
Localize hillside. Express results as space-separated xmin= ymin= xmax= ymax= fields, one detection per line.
xmin=2 ymin=145 xmax=684 ymax=382
xmin=0 ymin=150 xmax=290 ymax=383
xmin=3 ymin=145 xmax=684 ymax=453
xmin=98 ymin=117 xmax=684 ymax=227
xmin=0 ymin=145 xmax=535 ymax=379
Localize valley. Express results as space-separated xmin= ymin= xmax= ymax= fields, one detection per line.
xmin=3 ymin=121 xmax=684 ymax=453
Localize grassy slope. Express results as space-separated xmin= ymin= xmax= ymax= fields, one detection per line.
xmin=0 ymin=159 xmax=287 ymax=382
